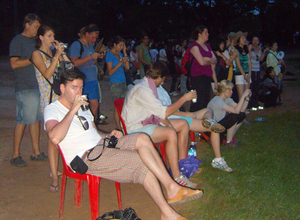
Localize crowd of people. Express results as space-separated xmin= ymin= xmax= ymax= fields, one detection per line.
xmin=9 ymin=13 xmax=286 ymax=220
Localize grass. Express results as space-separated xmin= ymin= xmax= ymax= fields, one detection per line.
xmin=179 ymin=111 xmax=300 ymax=220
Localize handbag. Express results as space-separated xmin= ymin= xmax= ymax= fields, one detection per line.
xmin=96 ymin=207 xmax=141 ymax=220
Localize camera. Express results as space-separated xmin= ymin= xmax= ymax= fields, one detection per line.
xmin=107 ymin=135 xmax=118 ymax=148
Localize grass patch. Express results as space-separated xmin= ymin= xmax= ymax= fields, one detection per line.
xmin=180 ymin=111 xmax=300 ymax=219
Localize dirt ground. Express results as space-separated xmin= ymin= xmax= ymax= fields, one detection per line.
xmin=0 ymin=55 xmax=299 ymax=220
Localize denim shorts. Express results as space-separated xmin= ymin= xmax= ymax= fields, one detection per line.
xmin=15 ymin=89 xmax=43 ymax=124
xmin=83 ymin=80 xmax=100 ymax=100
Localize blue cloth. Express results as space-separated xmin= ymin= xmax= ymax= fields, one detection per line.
xmin=69 ymin=41 xmax=98 ymax=82
xmin=105 ymin=52 xmax=126 ymax=83
xmin=83 ymin=80 xmax=100 ymax=100
xmin=179 ymin=116 xmax=193 ymax=127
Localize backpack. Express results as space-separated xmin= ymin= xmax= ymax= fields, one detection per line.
xmin=181 ymin=45 xmax=194 ymax=76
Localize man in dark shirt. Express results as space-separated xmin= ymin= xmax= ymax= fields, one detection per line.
xmin=9 ymin=13 xmax=47 ymax=167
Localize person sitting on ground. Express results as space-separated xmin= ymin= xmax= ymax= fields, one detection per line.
xmin=156 ymin=84 xmax=233 ymax=173
xmin=259 ymin=66 xmax=281 ymax=108
xmin=122 ymin=62 xmax=199 ymax=188
xmin=44 ymin=69 xmax=203 ymax=220
xmin=207 ymin=80 xmax=252 ymax=149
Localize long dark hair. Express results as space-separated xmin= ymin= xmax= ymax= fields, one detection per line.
xmin=191 ymin=25 xmax=207 ymax=41
xmin=35 ymin=25 xmax=55 ymax=49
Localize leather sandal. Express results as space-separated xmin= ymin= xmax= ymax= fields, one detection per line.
xmin=167 ymin=188 xmax=204 ymax=205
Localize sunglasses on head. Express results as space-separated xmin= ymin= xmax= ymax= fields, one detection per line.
xmin=77 ymin=115 xmax=89 ymax=130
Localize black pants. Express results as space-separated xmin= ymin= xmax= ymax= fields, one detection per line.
xmin=218 ymin=112 xmax=246 ymax=130
xmin=169 ymin=63 xmax=178 ymax=93
xmin=190 ymin=75 xmax=212 ymax=112
xmin=249 ymin=71 xmax=260 ymax=108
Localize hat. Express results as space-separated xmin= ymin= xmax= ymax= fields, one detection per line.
xmin=234 ymin=31 xmax=248 ymax=45
xmin=227 ymin=32 xmax=236 ymax=40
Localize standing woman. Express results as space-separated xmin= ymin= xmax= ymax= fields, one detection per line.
xmin=249 ymin=36 xmax=268 ymax=110
xmin=189 ymin=25 xmax=217 ymax=112
xmin=234 ymin=31 xmax=251 ymax=100
xmin=105 ymin=35 xmax=130 ymax=129
xmin=32 ymin=25 xmax=71 ymax=192
xmin=137 ymin=33 xmax=153 ymax=78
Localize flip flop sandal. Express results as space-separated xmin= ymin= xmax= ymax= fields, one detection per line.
xmin=167 ymin=188 xmax=204 ymax=205
xmin=49 ymin=171 xmax=63 ymax=178
xmin=49 ymin=184 xmax=59 ymax=192
xmin=30 ymin=152 xmax=48 ymax=161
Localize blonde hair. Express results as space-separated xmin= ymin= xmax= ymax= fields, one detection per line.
xmin=215 ymin=80 xmax=234 ymax=96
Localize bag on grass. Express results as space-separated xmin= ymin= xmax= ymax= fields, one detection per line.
xmin=169 ymin=157 xmax=203 ymax=179
xmin=97 ymin=207 xmax=141 ymax=220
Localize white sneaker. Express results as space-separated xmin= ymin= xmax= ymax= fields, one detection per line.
xmin=258 ymin=106 xmax=264 ymax=110
xmin=211 ymin=157 xmax=233 ymax=172
xmin=175 ymin=174 xmax=198 ymax=188
xmin=251 ymin=107 xmax=258 ymax=111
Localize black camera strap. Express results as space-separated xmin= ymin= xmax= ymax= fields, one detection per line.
xmin=87 ymin=137 xmax=119 ymax=162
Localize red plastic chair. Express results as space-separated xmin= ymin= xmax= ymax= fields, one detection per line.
xmin=113 ymin=98 xmax=167 ymax=165
xmin=57 ymin=145 xmax=122 ymax=220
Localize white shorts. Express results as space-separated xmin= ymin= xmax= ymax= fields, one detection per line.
xmin=235 ymin=75 xmax=251 ymax=85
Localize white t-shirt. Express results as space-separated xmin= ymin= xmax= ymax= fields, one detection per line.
xmin=207 ymin=96 xmax=235 ymax=122
xmin=44 ymin=100 xmax=101 ymax=165
xmin=149 ymin=49 xmax=158 ymax=62
xmin=121 ymin=77 xmax=167 ymax=132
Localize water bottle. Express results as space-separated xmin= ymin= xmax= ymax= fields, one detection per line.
xmin=188 ymin=142 xmax=197 ymax=157
xmin=255 ymin=117 xmax=265 ymax=122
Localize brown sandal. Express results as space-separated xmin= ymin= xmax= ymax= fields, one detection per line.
xmin=167 ymin=188 xmax=204 ymax=205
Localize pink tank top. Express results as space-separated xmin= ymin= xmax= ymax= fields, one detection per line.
xmin=190 ymin=42 xmax=213 ymax=77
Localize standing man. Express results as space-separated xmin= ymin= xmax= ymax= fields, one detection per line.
xmin=9 ymin=13 xmax=47 ymax=167
xmin=69 ymin=24 xmax=103 ymax=121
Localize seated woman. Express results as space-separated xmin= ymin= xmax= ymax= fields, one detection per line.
xmin=122 ymin=62 xmax=198 ymax=188
xmin=259 ymin=66 xmax=280 ymax=108
xmin=157 ymin=85 xmax=233 ymax=173
xmin=207 ymin=80 xmax=251 ymax=149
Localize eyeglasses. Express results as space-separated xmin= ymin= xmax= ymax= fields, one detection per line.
xmin=256 ymin=55 xmax=259 ymax=61
xmin=77 ymin=115 xmax=89 ymax=130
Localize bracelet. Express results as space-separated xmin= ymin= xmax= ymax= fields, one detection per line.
xmin=62 ymin=52 xmax=66 ymax=55
xmin=245 ymin=98 xmax=249 ymax=102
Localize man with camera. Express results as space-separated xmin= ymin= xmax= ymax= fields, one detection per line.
xmin=44 ymin=69 xmax=203 ymax=220
xmin=69 ymin=24 xmax=103 ymax=120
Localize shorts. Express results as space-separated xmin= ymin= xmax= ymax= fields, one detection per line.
xmin=110 ymin=82 xmax=127 ymax=101
xmin=218 ymin=112 xmax=246 ymax=129
xmin=84 ymin=133 xmax=148 ymax=184
xmin=235 ymin=74 xmax=251 ymax=85
xmin=83 ymin=81 xmax=100 ymax=100
xmin=168 ymin=115 xmax=193 ymax=127
xmin=15 ymin=89 xmax=43 ymax=124
xmin=128 ymin=124 xmax=159 ymax=136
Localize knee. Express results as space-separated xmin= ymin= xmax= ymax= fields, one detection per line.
xmin=136 ymin=133 xmax=152 ymax=149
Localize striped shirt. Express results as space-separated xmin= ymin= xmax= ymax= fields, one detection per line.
xmin=250 ymin=48 xmax=262 ymax=72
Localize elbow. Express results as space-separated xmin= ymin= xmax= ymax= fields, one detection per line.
xmin=48 ymin=134 xmax=60 ymax=145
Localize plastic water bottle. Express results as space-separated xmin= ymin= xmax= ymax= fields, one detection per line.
xmin=255 ymin=117 xmax=265 ymax=122
xmin=188 ymin=142 xmax=197 ymax=157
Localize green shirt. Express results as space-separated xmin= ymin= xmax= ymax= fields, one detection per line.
xmin=137 ymin=44 xmax=151 ymax=69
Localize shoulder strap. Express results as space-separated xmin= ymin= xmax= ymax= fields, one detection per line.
xmin=269 ymin=51 xmax=279 ymax=61
xmin=77 ymin=40 xmax=84 ymax=58
xmin=38 ymin=50 xmax=53 ymax=59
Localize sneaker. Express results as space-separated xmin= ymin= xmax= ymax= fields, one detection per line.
xmin=175 ymin=174 xmax=198 ymax=188
xmin=10 ymin=156 xmax=27 ymax=167
xmin=251 ymin=107 xmax=258 ymax=111
xmin=258 ymin=106 xmax=264 ymax=110
xmin=224 ymin=140 xmax=241 ymax=149
xmin=170 ymin=91 xmax=179 ymax=97
xmin=211 ymin=158 xmax=232 ymax=172
xmin=202 ymin=118 xmax=225 ymax=133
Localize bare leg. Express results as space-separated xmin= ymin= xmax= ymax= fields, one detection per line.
xmin=226 ymin=122 xmax=243 ymax=142
xmin=48 ymin=140 xmax=59 ymax=189
xmin=193 ymin=108 xmax=213 ymax=120
xmin=236 ymin=84 xmax=245 ymax=100
xmin=114 ymin=108 xmax=122 ymax=130
xmin=169 ymin=119 xmax=189 ymax=160
xmin=29 ymin=121 xmax=41 ymax=156
xmin=89 ymin=99 xmax=99 ymax=120
xmin=151 ymin=126 xmax=181 ymax=178
xmin=13 ymin=124 xmax=26 ymax=158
